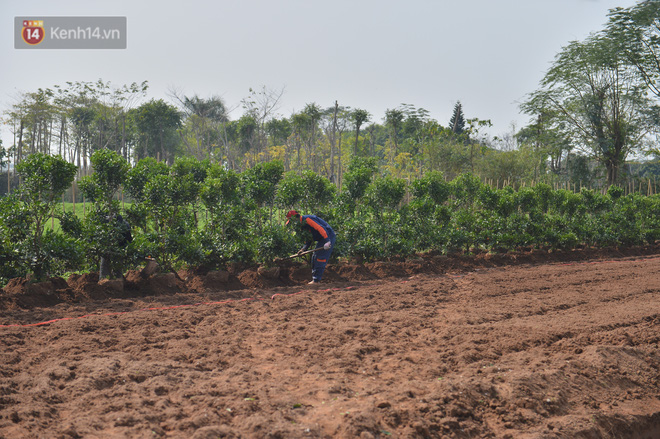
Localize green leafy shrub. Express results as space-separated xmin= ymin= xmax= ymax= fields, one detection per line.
xmin=276 ymin=170 xmax=336 ymax=214
xmin=125 ymin=157 xmax=170 ymax=202
xmin=198 ymin=204 xmax=255 ymax=269
xmin=11 ymin=153 xmax=77 ymax=280
xmin=78 ymin=149 xmax=129 ymax=205
xmin=241 ymin=160 xmax=284 ymax=208
xmin=7 ymin=153 xmax=660 ymax=286
xmin=607 ymin=185 xmax=624 ymax=200
xmin=41 ymin=230 xmax=85 ymax=276
xmin=411 ymin=170 xmax=451 ymax=205
xmin=452 ymin=173 xmax=484 ymax=208
xmin=75 ymin=149 xmax=132 ymax=277
xmin=533 ymin=183 xmax=553 ymax=213
xmin=342 ymin=157 xmax=378 ymax=204
xmin=257 ymin=223 xmax=299 ymax=265
xmin=365 ymin=176 xmax=406 ymax=212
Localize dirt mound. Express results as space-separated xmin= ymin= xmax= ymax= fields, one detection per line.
xmin=1 ymin=246 xmax=660 ymax=437
xmin=3 ymin=245 xmax=660 ymax=309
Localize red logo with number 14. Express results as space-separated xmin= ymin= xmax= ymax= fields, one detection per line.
xmin=22 ymin=20 xmax=44 ymax=45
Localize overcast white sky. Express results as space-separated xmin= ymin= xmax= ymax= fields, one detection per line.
xmin=0 ymin=0 xmax=641 ymax=148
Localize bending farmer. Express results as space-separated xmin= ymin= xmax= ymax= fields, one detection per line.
xmin=286 ymin=210 xmax=336 ymax=284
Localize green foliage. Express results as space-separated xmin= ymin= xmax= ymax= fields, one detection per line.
xmin=197 ymin=166 xmax=255 ymax=269
xmin=61 ymin=150 xmax=136 ymax=278
xmin=41 ymin=229 xmax=85 ymax=275
xmin=0 ymin=196 xmax=26 ymax=283
xmin=365 ymin=176 xmax=406 ymax=211
xmin=7 ymin=153 xmax=660 ymax=287
xmin=300 ymin=171 xmax=337 ymax=211
xmin=78 ymin=149 xmax=129 ymax=205
xmin=241 ymin=160 xmax=284 ymax=207
xmin=513 ymin=187 xmax=538 ymax=213
xmin=276 ymin=170 xmax=336 ymax=213
xmin=342 ymin=157 xmax=378 ymax=202
xmin=0 ymin=195 xmax=30 ymax=242
xmin=411 ymin=171 xmax=451 ymax=205
xmin=11 ymin=153 xmax=77 ymax=280
xmin=399 ymin=199 xmax=449 ymax=252
xmin=452 ymin=173 xmax=485 ymax=207
xmin=0 ymin=139 xmax=8 ymax=169
xmin=257 ymin=223 xmax=299 ymax=265
xmin=449 ymin=101 xmax=465 ymax=134
xmin=607 ymin=185 xmax=624 ymax=200
xmin=198 ymin=204 xmax=254 ymax=269
xmin=16 ymin=153 xmax=78 ymax=206
xmin=533 ymin=183 xmax=553 ymax=212
xmin=339 ymin=215 xmax=382 ymax=261
xmin=171 ymin=156 xmax=210 ymax=228
xmin=200 ymin=169 xmax=241 ymax=216
xmin=126 ymin=158 xmax=202 ymax=272
xmin=133 ymin=99 xmax=182 ymax=162
xmin=275 ymin=172 xmax=305 ymax=209
xmin=171 ymin=156 xmax=210 ymax=184
xmin=581 ymin=189 xmax=610 ymax=212
xmin=73 ymin=209 xmax=134 ymax=276
xmin=125 ymin=157 xmax=169 ymax=202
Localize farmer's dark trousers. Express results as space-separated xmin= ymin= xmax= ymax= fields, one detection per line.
xmin=311 ymin=230 xmax=336 ymax=282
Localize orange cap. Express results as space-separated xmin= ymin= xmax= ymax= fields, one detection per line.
xmin=285 ymin=210 xmax=298 ymax=225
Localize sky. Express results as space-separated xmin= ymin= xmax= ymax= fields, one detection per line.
xmin=0 ymin=0 xmax=641 ymax=149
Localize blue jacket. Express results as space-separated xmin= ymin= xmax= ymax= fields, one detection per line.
xmin=299 ymin=215 xmax=335 ymax=250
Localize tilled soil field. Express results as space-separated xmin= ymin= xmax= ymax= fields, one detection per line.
xmin=1 ymin=247 xmax=660 ymax=438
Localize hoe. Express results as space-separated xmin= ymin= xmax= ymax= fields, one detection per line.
xmin=273 ymin=247 xmax=323 ymax=263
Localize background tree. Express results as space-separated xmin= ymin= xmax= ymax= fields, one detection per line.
xmin=6 ymin=89 xmax=57 ymax=163
xmin=516 ymin=111 xmax=572 ymax=177
xmin=266 ymin=118 xmax=292 ymax=149
xmin=521 ymin=34 xmax=654 ymax=185
xmin=133 ymin=99 xmax=182 ymax=164
xmin=465 ymin=118 xmax=492 ymax=173
xmin=320 ymin=103 xmax=351 ymax=187
xmin=302 ymin=103 xmax=323 ymax=171
xmin=384 ymin=108 xmax=405 ymax=155
xmin=240 ymin=86 xmax=285 ymax=158
xmin=400 ymin=104 xmax=431 ymax=154
xmin=54 ymin=80 xmax=147 ymax=167
xmin=449 ymin=101 xmax=466 ymax=134
xmin=175 ymin=94 xmax=228 ymax=160
xmin=233 ymin=115 xmax=259 ymax=168
xmin=350 ymin=108 xmax=370 ymax=157
xmin=607 ymin=1 xmax=660 ymax=98
xmin=0 ymin=140 xmax=6 ymax=170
